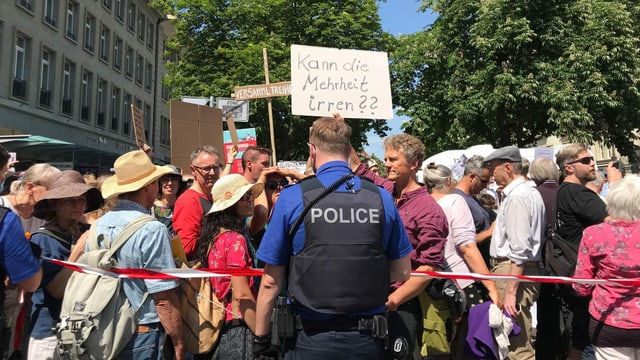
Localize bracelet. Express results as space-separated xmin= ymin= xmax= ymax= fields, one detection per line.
xmin=226 ymin=163 xmax=233 ymax=165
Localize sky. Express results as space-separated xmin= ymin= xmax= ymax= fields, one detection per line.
xmin=363 ymin=1 xmax=438 ymax=159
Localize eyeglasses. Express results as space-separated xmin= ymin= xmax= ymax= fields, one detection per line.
xmin=265 ymin=179 xmax=288 ymax=190
xmin=239 ymin=191 xmax=253 ymax=201
xmin=192 ymin=164 xmax=221 ymax=174
xmin=568 ymin=156 xmax=594 ymax=165
xmin=472 ymin=173 xmax=490 ymax=185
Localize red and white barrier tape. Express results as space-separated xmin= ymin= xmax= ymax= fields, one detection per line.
xmin=46 ymin=258 xmax=640 ymax=287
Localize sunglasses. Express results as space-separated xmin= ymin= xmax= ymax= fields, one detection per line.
xmin=265 ymin=179 xmax=288 ymax=190
xmin=239 ymin=191 xmax=253 ymax=201
xmin=568 ymin=156 xmax=594 ymax=165
xmin=472 ymin=173 xmax=490 ymax=185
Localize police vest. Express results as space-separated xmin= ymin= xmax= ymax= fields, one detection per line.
xmin=288 ymin=176 xmax=389 ymax=315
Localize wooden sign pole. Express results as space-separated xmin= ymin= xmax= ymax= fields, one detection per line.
xmin=263 ymin=48 xmax=277 ymax=165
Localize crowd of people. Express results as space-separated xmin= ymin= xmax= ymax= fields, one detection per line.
xmin=1 ymin=113 xmax=639 ymax=360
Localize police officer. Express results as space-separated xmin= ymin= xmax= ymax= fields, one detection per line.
xmin=253 ymin=115 xmax=412 ymax=360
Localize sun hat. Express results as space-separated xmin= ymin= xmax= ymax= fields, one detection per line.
xmin=101 ymin=150 xmax=174 ymax=199
xmin=206 ymin=174 xmax=264 ymax=215
xmin=33 ymin=170 xmax=104 ymax=220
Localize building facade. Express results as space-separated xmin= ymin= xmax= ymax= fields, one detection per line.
xmin=0 ymin=0 xmax=173 ymax=172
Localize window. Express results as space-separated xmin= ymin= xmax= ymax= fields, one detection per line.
xmin=97 ymin=79 xmax=107 ymax=127
xmin=65 ymin=1 xmax=78 ymax=41
xmin=80 ymin=70 xmax=92 ymax=122
xmin=137 ymin=12 xmax=145 ymax=42
xmin=161 ymin=83 xmax=170 ymax=102
xmin=110 ymin=86 xmax=120 ymax=131
xmin=99 ymin=26 xmax=110 ymax=61
xmin=127 ymin=1 xmax=136 ymax=32
xmin=144 ymin=103 xmax=151 ymax=141
xmin=135 ymin=53 xmax=143 ymax=85
xmin=62 ymin=60 xmax=75 ymax=115
xmin=17 ymin=0 xmax=34 ymax=12
xmin=102 ymin=0 xmax=112 ymax=11
xmin=44 ymin=0 xmax=57 ymax=27
xmin=114 ymin=0 xmax=124 ymax=22
xmin=84 ymin=13 xmax=96 ymax=52
xmin=123 ymin=93 xmax=132 ymax=136
xmin=144 ymin=60 xmax=152 ymax=91
xmin=40 ymin=50 xmax=54 ymax=107
xmin=113 ymin=36 xmax=122 ymax=70
xmin=12 ymin=35 xmax=27 ymax=99
xmin=160 ymin=115 xmax=170 ymax=146
xmin=124 ymin=45 xmax=133 ymax=78
xmin=146 ymin=22 xmax=154 ymax=49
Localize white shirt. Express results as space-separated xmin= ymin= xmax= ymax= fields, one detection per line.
xmin=490 ymin=176 xmax=545 ymax=264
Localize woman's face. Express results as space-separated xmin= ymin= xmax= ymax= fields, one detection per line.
xmin=159 ymin=175 xmax=181 ymax=197
xmin=265 ymin=175 xmax=287 ymax=207
xmin=52 ymin=194 xmax=88 ymax=222
xmin=234 ymin=190 xmax=255 ymax=218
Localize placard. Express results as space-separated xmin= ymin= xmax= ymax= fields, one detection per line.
xmin=130 ymin=104 xmax=146 ymax=147
xmin=291 ymin=44 xmax=393 ymax=119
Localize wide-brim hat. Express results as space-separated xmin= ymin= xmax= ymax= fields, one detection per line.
xmin=206 ymin=174 xmax=264 ymax=215
xmin=33 ymin=170 xmax=104 ymax=219
xmin=101 ymin=150 xmax=174 ymax=199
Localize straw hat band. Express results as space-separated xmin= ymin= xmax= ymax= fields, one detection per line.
xmin=117 ymin=167 xmax=156 ymax=186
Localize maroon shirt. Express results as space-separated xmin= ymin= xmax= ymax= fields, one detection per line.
xmin=355 ymin=164 xmax=448 ymax=270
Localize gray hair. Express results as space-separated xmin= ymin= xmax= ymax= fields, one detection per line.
xmin=423 ymin=164 xmax=453 ymax=193
xmin=606 ymin=174 xmax=640 ymax=221
xmin=190 ymin=145 xmax=220 ymax=164
xmin=464 ymin=155 xmax=486 ymax=176
xmin=529 ymin=158 xmax=559 ymax=185
xmin=521 ymin=158 xmax=531 ymax=177
xmin=10 ymin=163 xmax=60 ymax=194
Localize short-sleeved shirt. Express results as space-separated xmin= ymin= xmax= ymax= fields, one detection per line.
xmin=173 ymin=189 xmax=212 ymax=259
xmin=454 ymin=189 xmax=491 ymax=234
xmin=208 ymin=231 xmax=256 ymax=322
xmin=92 ymin=200 xmax=179 ymax=325
xmin=437 ymin=194 xmax=476 ymax=289
xmin=30 ymin=231 xmax=71 ymax=338
xmin=257 ymin=161 xmax=412 ymax=318
xmin=556 ymin=182 xmax=607 ymax=246
xmin=0 ymin=209 xmax=40 ymax=285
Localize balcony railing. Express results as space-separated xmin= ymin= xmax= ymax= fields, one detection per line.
xmin=12 ymin=78 xmax=26 ymax=98
xmin=81 ymin=106 xmax=90 ymax=121
xmin=39 ymin=89 xmax=51 ymax=107
xmin=62 ymin=98 xmax=73 ymax=114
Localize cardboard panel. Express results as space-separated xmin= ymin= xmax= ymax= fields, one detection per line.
xmin=170 ymin=101 xmax=223 ymax=174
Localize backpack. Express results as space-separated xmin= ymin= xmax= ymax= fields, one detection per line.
xmin=176 ymin=242 xmax=225 ymax=354
xmin=56 ymin=215 xmax=155 ymax=360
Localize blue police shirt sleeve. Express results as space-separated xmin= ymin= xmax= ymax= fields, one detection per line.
xmin=257 ymin=186 xmax=299 ymax=266
xmin=379 ymin=189 xmax=412 ymax=260
xmin=2 ymin=212 xmax=41 ymax=284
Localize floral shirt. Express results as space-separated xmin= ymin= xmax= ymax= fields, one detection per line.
xmin=207 ymin=230 xmax=256 ymax=322
xmin=573 ymin=220 xmax=640 ymax=329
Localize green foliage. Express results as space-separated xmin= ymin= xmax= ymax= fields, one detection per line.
xmin=392 ymin=0 xmax=640 ymax=159
xmin=151 ymin=0 xmax=392 ymax=160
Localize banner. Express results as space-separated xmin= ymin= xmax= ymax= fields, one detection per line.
xmin=223 ymin=128 xmax=257 ymax=174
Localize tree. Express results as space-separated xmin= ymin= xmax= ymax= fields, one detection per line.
xmin=391 ymin=0 xmax=640 ymax=158
xmin=151 ymin=0 xmax=393 ymax=160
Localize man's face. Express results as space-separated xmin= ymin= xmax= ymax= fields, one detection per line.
xmin=488 ymin=160 xmax=510 ymax=187
xmin=470 ymin=168 xmax=491 ymax=194
xmin=248 ymin=153 xmax=270 ymax=182
xmin=384 ymin=148 xmax=415 ymax=183
xmin=567 ymin=151 xmax=596 ymax=183
xmin=190 ymin=152 xmax=220 ymax=192
xmin=265 ymin=174 xmax=287 ymax=207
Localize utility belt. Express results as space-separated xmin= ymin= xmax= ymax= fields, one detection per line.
xmin=270 ymin=296 xmax=387 ymax=343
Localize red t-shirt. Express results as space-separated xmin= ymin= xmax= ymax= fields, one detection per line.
xmin=173 ymin=189 xmax=211 ymax=259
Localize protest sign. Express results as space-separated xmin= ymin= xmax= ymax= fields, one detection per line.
xmin=291 ymin=44 xmax=393 ymax=119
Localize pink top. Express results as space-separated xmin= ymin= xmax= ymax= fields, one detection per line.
xmin=207 ymin=231 xmax=256 ymax=322
xmin=573 ymin=220 xmax=640 ymax=329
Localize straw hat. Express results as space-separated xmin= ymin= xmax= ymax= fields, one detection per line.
xmin=33 ymin=170 xmax=104 ymax=220
xmin=101 ymin=150 xmax=174 ymax=199
xmin=206 ymin=174 xmax=264 ymax=215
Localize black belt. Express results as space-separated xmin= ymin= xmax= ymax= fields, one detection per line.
xmin=297 ymin=315 xmax=380 ymax=333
